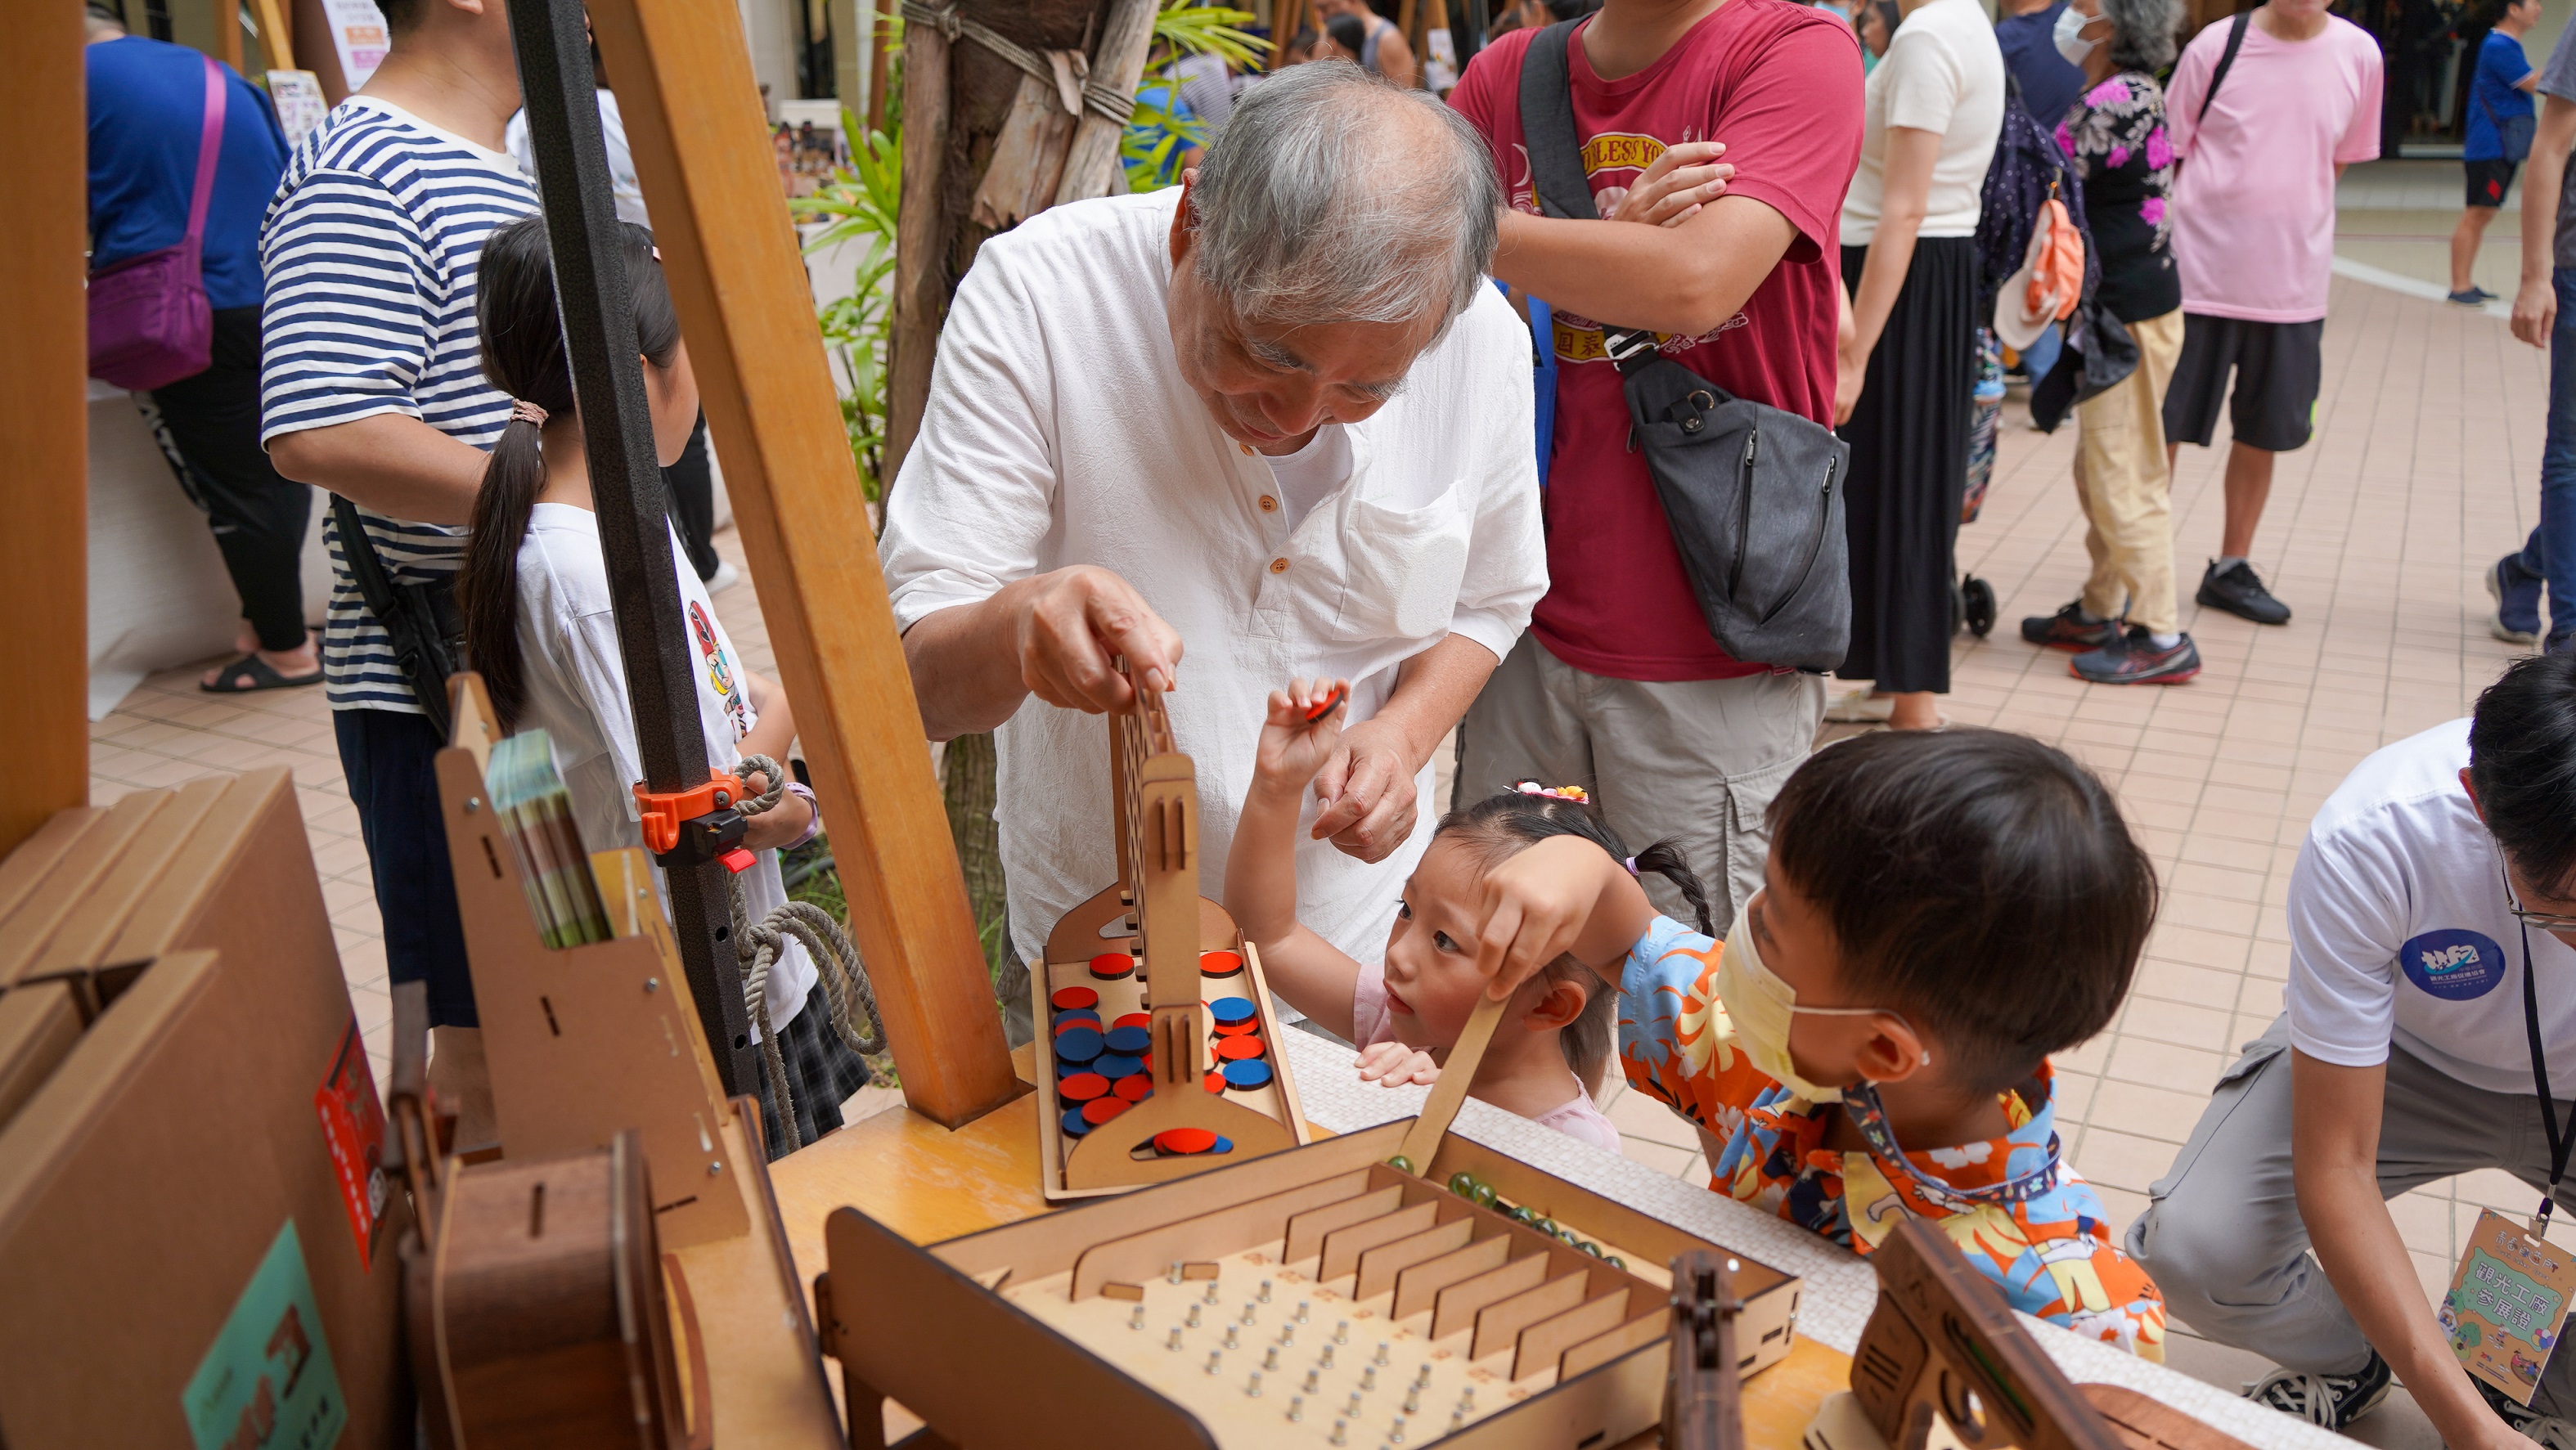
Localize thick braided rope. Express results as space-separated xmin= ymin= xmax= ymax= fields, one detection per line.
xmin=727 ymin=756 xmax=888 ymax=1147
xmin=897 ymin=0 xmax=1135 ymax=126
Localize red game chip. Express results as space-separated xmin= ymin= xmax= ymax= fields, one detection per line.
xmin=1215 ymin=1035 xmax=1266 ymax=1062
xmin=1212 ymin=1019 xmax=1259 ymax=1037
xmin=1059 ymin=1072 xmax=1109 ymax=1102
xmin=1199 ymin=950 xmax=1244 ymax=976
xmin=1204 ymin=1071 xmax=1226 ymax=1093
xmin=1113 ymin=1012 xmax=1152 ymax=1030
xmin=1114 ymin=1074 xmax=1154 ymax=1102
xmin=1050 ymin=985 xmax=1099 ymax=1011
xmin=1054 ymin=1016 xmax=1101 ymax=1037
xmin=1154 ymin=1128 xmax=1220 ymax=1155
xmin=1088 ymin=952 xmax=1135 ymax=981
xmin=1080 ymin=1096 xmax=1131 ymax=1125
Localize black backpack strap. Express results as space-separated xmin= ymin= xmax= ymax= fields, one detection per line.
xmin=330 ymin=493 xmax=458 ymax=738
xmin=2197 ymin=9 xmax=2252 ymax=129
xmin=1514 ymin=19 xmax=1664 ymax=373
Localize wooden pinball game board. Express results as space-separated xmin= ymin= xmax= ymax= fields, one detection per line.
xmin=1032 ymin=673 xmax=1314 ymax=1199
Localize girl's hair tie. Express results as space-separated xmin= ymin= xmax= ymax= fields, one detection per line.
xmin=1512 ymin=781 xmax=1589 ymax=804
xmin=510 ymin=398 xmax=550 ymax=426
xmin=1624 ymin=856 xmax=1639 ymax=877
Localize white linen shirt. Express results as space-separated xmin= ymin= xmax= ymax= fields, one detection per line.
xmin=879 ymin=188 xmax=1545 ymax=975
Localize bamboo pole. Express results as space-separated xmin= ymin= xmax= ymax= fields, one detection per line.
xmin=0 ymin=1 xmax=90 ymax=857
xmin=590 ymin=0 xmax=1020 ymax=1129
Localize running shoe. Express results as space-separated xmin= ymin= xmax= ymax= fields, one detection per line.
xmin=2243 ymin=1351 xmax=2392 ymax=1432
xmin=2021 ymin=601 xmax=2121 ymax=651
xmin=2197 ymin=559 xmax=2293 ymax=626
xmin=2071 ymin=627 xmax=2201 ymax=685
xmin=2451 ymin=285 xmax=2501 ymax=307
xmin=2491 ymin=554 xmax=2544 ymax=644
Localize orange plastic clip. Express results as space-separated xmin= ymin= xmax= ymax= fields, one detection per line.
xmin=632 ymin=768 xmax=749 ymax=855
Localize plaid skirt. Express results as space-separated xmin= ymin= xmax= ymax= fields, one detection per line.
xmin=754 ymin=997 xmax=874 ymax=1160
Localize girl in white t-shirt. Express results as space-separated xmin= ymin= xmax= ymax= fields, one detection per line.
xmin=454 ymin=216 xmax=867 ymax=1152
xmin=1224 ymin=680 xmax=1711 ymax=1154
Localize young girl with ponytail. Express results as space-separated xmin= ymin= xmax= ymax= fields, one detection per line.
xmin=1226 ymin=679 xmax=1715 ymax=1152
xmin=456 ymin=215 xmax=867 ymax=1151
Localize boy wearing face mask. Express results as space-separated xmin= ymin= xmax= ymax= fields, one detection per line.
xmin=1467 ymin=729 xmax=2170 ymax=1357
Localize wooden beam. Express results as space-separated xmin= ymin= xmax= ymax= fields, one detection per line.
xmin=213 ymin=0 xmax=245 ymax=71
xmin=589 ymin=0 xmax=1020 ymax=1129
xmin=250 ymin=0 xmax=294 ymax=70
xmin=0 ymin=3 xmax=90 ymax=858
xmin=884 ymin=12 xmax=952 ymax=481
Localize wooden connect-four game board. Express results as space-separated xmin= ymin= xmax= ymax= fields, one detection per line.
xmin=1030 ymin=678 xmax=1314 ymax=1201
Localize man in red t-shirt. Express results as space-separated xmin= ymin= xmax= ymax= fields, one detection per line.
xmin=1449 ymin=0 xmax=1861 ymax=921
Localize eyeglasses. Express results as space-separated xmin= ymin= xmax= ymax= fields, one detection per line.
xmin=2503 ymin=868 xmax=2576 ymax=932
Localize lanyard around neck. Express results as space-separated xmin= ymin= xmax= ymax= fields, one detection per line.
xmin=2517 ymin=908 xmax=2574 ymax=1236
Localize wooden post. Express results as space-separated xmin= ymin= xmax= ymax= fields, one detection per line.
xmin=588 ymin=0 xmax=1020 ymax=1129
xmin=0 ymin=3 xmax=90 ymax=859
xmin=867 ymin=0 xmax=897 ymax=133
xmin=884 ymin=11 xmax=953 ymax=482
xmin=1052 ymin=0 xmax=1157 ymax=204
xmin=213 ymin=0 xmax=245 ymax=70
xmin=250 ymin=0 xmax=295 ymax=69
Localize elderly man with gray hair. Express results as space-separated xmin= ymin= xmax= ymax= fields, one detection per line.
xmin=879 ymin=62 xmax=1544 ymax=985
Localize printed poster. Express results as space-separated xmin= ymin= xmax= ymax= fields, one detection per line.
xmin=182 ymin=1220 xmax=348 ymax=1450
xmin=2445 ymin=1208 xmax=2576 ymax=1404
xmin=265 ymin=70 xmax=328 ymax=148
xmin=320 ymin=0 xmax=389 ymax=89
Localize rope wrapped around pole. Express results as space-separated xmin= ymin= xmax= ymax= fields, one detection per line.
xmin=730 ymin=753 xmax=888 ymax=1148
xmin=899 ymin=0 xmax=1135 ymax=125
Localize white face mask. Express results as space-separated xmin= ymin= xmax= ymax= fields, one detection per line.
xmin=1714 ymin=901 xmax=1928 ymax=1105
xmin=2052 ymin=5 xmax=2101 ymax=65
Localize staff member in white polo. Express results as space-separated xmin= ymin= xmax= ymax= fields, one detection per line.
xmin=879 ymin=63 xmax=1542 ymax=986
xmin=2133 ymin=655 xmax=2576 ymax=1450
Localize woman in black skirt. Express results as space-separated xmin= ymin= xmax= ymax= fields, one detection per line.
xmin=1832 ymin=0 xmax=2007 ymax=729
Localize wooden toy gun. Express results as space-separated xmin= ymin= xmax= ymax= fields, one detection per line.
xmin=1837 ymin=1219 xmax=2250 ymax=1450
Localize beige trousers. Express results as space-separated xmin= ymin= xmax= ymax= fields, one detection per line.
xmin=2073 ymin=308 xmax=2186 ymax=635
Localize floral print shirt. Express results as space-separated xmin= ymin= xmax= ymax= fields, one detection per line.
xmin=1616 ymin=915 xmax=2169 ymax=1360
xmin=2052 ymin=70 xmax=2183 ymax=324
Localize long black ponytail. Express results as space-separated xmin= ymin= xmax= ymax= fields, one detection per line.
xmin=457 ymin=216 xmax=681 ymax=731
xmin=1432 ymin=783 xmax=1714 ymax=1095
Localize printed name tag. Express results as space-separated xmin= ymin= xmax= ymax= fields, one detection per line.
xmin=2445 ymin=1208 xmax=2576 ymax=1406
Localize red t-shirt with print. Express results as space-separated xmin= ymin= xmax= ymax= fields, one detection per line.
xmin=1450 ymin=5 xmax=1862 ymax=681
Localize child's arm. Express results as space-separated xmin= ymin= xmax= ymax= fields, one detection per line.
xmin=1468 ymin=837 xmax=1660 ymax=999
xmin=732 ymin=669 xmax=812 ymax=852
xmin=1224 ymin=680 xmax=1364 ymax=1041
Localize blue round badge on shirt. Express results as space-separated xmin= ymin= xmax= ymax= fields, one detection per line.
xmin=2399 ymin=928 xmax=2509 ymax=1001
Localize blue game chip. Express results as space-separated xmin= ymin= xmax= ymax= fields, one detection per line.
xmin=1053 ymin=1026 xmax=1104 ymax=1064
xmin=1104 ymin=1025 xmax=1152 ymax=1056
xmin=1095 ymin=1053 xmax=1143 ymax=1080
xmin=1052 ymin=1008 xmax=1101 ymax=1030
xmin=1057 ymin=1059 xmax=1088 ymax=1079
xmin=1210 ymin=996 xmax=1257 ymax=1025
xmin=1062 ymin=1107 xmax=1094 ymax=1137
xmin=1221 ymin=1059 xmax=1273 ymax=1090
xmin=1212 ymin=1137 xmax=1234 ymax=1152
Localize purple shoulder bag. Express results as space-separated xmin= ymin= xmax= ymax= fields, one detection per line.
xmin=88 ymin=55 xmax=227 ymax=393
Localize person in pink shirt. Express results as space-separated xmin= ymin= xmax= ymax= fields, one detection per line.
xmin=2159 ymin=0 xmax=2380 ymax=629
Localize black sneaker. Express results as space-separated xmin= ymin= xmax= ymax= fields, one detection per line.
xmin=2452 ymin=285 xmax=2499 ymax=307
xmin=2476 ymin=1374 xmax=2576 ymax=1449
xmin=2492 ymin=554 xmax=2544 ymax=644
xmin=2071 ymin=627 xmax=2201 ymax=685
xmin=2197 ymin=559 xmax=2293 ymax=626
xmin=2244 ymin=1350 xmax=2393 ymax=1431
xmin=2021 ymin=602 xmax=2121 ymax=651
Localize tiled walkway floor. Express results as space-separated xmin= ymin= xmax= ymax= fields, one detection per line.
xmin=80 ymin=182 xmax=2549 ymax=1439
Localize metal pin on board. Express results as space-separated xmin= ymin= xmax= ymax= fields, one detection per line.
xmin=1207 ymin=1350 xmax=1224 ymax=1376
xmin=1167 ymin=1327 xmax=1184 ymax=1351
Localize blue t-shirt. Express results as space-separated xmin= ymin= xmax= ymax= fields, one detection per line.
xmin=86 ymin=36 xmax=289 ymax=312
xmin=1125 ymin=85 xmax=1201 ymax=186
xmin=2467 ymin=29 xmax=2535 ymax=162
xmin=1994 ymin=1 xmax=2090 ymax=139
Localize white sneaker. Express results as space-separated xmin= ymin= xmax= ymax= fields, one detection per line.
xmin=708 ymin=560 xmax=742 ymax=595
xmin=1823 ymin=686 xmax=1895 ymax=724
